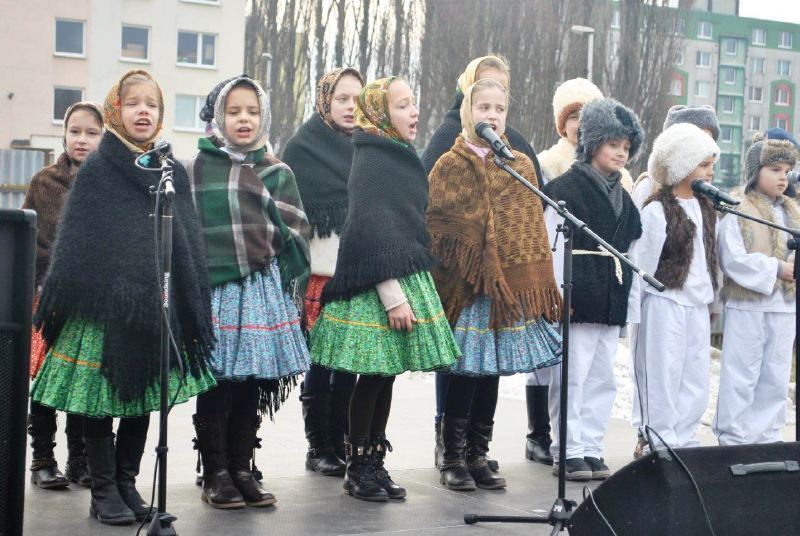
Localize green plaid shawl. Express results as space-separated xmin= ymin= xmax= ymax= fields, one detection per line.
xmin=188 ymin=137 xmax=311 ymax=294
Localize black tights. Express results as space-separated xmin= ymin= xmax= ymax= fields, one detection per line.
xmin=196 ymin=379 xmax=259 ymax=417
xmin=83 ymin=414 xmax=150 ymax=439
xmin=348 ymin=375 xmax=395 ymax=440
xmin=443 ymin=375 xmax=499 ymax=424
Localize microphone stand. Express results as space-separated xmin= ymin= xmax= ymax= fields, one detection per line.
xmin=711 ymin=200 xmax=800 ymax=442
xmin=463 ymin=154 xmax=664 ymax=535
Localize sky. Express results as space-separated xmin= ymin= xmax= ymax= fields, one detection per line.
xmin=739 ymin=0 xmax=800 ymax=24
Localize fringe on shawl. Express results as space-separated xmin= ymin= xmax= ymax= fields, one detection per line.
xmin=257 ymin=375 xmax=299 ymax=421
xmin=305 ymin=202 xmax=348 ymax=239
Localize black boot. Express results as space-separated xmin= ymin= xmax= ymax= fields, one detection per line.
xmin=84 ymin=436 xmax=136 ymax=525
xmin=228 ymin=413 xmax=276 ymax=507
xmin=193 ymin=414 xmax=245 ymax=509
xmin=434 ymin=415 xmax=444 ymax=469
xmin=116 ymin=431 xmax=154 ymax=521
xmin=343 ymin=437 xmax=388 ymax=502
xmin=439 ymin=416 xmax=476 ymax=491
xmin=301 ymin=384 xmax=345 ymax=476
xmin=28 ymin=414 xmax=69 ymax=489
xmin=525 ymin=385 xmax=553 ymax=465
xmin=371 ymin=435 xmax=406 ymax=499
xmin=64 ymin=413 xmax=91 ymax=487
xmin=329 ymin=381 xmax=352 ymax=463
xmin=467 ymin=420 xmax=506 ymax=490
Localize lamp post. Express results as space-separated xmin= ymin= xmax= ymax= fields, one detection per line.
xmin=571 ymin=25 xmax=595 ymax=82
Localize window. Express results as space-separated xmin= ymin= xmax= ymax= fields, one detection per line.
xmin=779 ymin=32 xmax=793 ymax=49
xmin=695 ymin=80 xmax=711 ymax=98
xmin=55 ymin=19 xmax=84 ymax=56
xmin=720 ymin=96 xmax=735 ymax=113
xmin=752 ymin=57 xmax=765 ymax=74
xmin=778 ymin=60 xmax=791 ymax=76
xmin=674 ymin=17 xmax=686 ymax=35
xmin=696 ymin=51 xmax=711 ymax=68
xmin=749 ymin=116 xmax=761 ymax=131
xmin=725 ymin=39 xmax=737 ymax=56
xmin=752 ymin=28 xmax=766 ymax=46
xmin=53 ymin=87 xmax=83 ymax=122
xmin=719 ymin=155 xmax=736 ymax=178
xmin=749 ymin=86 xmax=763 ymax=102
xmin=175 ymin=95 xmax=205 ymax=130
xmin=720 ymin=126 xmax=733 ymax=143
xmin=177 ymin=31 xmax=216 ymax=67
xmin=722 ymin=67 xmax=736 ymax=85
xmin=610 ymin=8 xmax=620 ymax=29
xmin=776 ymin=87 xmax=790 ymax=105
xmin=121 ymin=25 xmax=149 ymax=61
xmin=674 ymin=49 xmax=684 ymax=65
xmin=698 ymin=21 xmax=712 ymax=39
xmin=669 ymin=78 xmax=683 ymax=97
xmin=775 ymin=116 xmax=789 ymax=130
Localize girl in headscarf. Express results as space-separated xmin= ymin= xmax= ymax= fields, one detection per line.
xmin=187 ymin=75 xmax=311 ymax=510
xmin=282 ymin=67 xmax=365 ymax=477
xmin=23 ymin=101 xmax=103 ymax=491
xmin=310 ymin=77 xmax=460 ymax=502
xmin=427 ymin=78 xmax=562 ymax=491
xmin=30 ymin=69 xmax=217 ymax=525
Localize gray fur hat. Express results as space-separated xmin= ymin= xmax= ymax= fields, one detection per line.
xmin=662 ymin=105 xmax=720 ymax=141
xmin=744 ymin=132 xmax=799 ymax=193
xmin=576 ymin=98 xmax=644 ymax=163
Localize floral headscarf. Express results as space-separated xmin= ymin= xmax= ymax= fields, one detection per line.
xmin=354 ymin=77 xmax=408 ymax=146
xmin=315 ymin=67 xmax=365 ymax=134
xmin=103 ymin=69 xmax=164 ymax=153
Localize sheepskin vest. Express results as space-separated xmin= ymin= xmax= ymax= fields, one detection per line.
xmin=722 ymin=192 xmax=800 ymax=301
xmin=644 ymin=188 xmax=719 ymax=291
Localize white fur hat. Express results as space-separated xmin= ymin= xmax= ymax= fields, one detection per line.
xmin=647 ymin=123 xmax=720 ymax=186
xmin=552 ymin=78 xmax=603 ymax=137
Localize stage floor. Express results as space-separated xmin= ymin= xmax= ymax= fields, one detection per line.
xmin=22 ymin=374 xmax=795 ymax=535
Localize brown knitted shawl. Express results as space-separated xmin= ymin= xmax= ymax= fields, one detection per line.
xmin=427 ymin=135 xmax=562 ymax=328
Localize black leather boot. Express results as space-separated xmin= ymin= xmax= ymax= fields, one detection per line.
xmin=439 ymin=416 xmax=476 ymax=491
xmin=193 ymin=414 xmax=245 ymax=509
xmin=329 ymin=380 xmax=352 ymax=463
xmin=28 ymin=414 xmax=69 ymax=489
xmin=84 ymin=436 xmax=136 ymax=525
xmin=525 ymin=385 xmax=553 ymax=465
xmin=371 ymin=435 xmax=406 ymax=499
xmin=116 ymin=430 xmax=154 ymax=521
xmin=467 ymin=420 xmax=506 ymax=490
xmin=64 ymin=413 xmax=91 ymax=487
xmin=228 ymin=413 xmax=276 ymax=507
xmin=343 ymin=437 xmax=388 ymax=502
xmin=434 ymin=415 xmax=444 ymax=469
xmin=301 ymin=383 xmax=345 ymax=476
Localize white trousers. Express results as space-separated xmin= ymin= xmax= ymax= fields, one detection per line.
xmin=714 ymin=308 xmax=795 ymax=445
xmin=525 ymin=365 xmax=554 ymax=386
xmin=632 ymin=294 xmax=710 ymax=448
xmin=549 ymin=323 xmax=618 ymax=460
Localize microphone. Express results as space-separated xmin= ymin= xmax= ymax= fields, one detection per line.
xmin=474 ymin=122 xmax=516 ymax=160
xmin=691 ymin=179 xmax=740 ymax=206
xmin=135 ymin=139 xmax=172 ymax=168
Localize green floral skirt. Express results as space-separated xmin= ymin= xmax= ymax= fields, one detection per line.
xmin=309 ymin=271 xmax=460 ymax=375
xmin=30 ymin=317 xmax=217 ymax=418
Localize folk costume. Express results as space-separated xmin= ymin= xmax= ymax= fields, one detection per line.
xmin=427 ymin=80 xmax=562 ymax=491
xmin=310 ymin=77 xmax=459 ymax=502
xmin=627 ymin=124 xmax=721 ymax=451
xmin=188 ymin=75 xmax=311 ymax=509
xmin=283 ymin=68 xmax=364 ymax=476
xmin=714 ymin=136 xmax=800 ymax=445
xmin=30 ymin=70 xmax=216 ymax=525
xmin=22 ymin=102 xmax=103 ymax=490
xmin=544 ymin=98 xmax=643 ymax=481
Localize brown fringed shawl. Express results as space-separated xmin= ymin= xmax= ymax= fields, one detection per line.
xmin=427 ymin=135 xmax=562 ymax=328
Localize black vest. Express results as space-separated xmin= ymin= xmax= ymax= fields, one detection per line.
xmin=544 ymin=166 xmax=642 ymax=326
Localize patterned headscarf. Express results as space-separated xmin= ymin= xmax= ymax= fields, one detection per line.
xmin=460 ymin=79 xmax=509 ymax=146
xmin=315 ymin=67 xmax=365 ymax=134
xmin=103 ymin=69 xmax=164 ymax=153
xmin=212 ymin=75 xmax=270 ymax=153
xmin=456 ymin=55 xmax=509 ymax=95
xmin=354 ymin=77 xmax=408 ymax=146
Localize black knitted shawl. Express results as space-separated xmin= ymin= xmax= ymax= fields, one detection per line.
xmin=421 ymin=92 xmax=542 ymax=177
xmin=35 ymin=132 xmax=214 ymax=401
xmin=321 ymin=129 xmax=435 ymax=303
xmin=282 ymin=113 xmax=353 ymax=238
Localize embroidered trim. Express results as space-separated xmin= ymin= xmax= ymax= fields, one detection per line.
xmin=320 ymin=311 xmax=446 ymax=330
xmin=50 ymin=351 xmax=101 ymax=369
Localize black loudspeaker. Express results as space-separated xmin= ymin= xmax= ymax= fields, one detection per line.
xmin=569 ymin=442 xmax=800 ymax=536
xmin=0 ymin=208 xmax=36 ymax=536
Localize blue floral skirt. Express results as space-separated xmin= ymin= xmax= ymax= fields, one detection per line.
xmin=209 ymin=259 xmax=309 ymax=380
xmin=449 ymin=296 xmax=562 ymax=376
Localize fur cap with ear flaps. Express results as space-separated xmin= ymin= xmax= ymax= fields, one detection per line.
xmin=662 ymin=105 xmax=720 ymax=141
xmin=744 ymin=132 xmax=799 ymax=193
xmin=576 ymin=98 xmax=644 ymax=164
xmin=552 ymin=77 xmax=603 ymax=138
xmin=647 ymin=123 xmax=720 ymax=187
